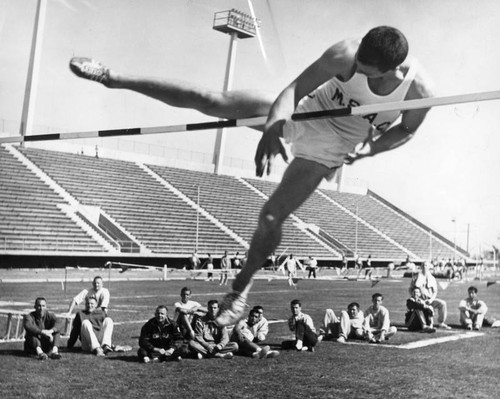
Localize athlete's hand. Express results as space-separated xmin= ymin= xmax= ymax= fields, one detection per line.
xmin=164 ymin=348 xmax=174 ymax=357
xmin=344 ymin=125 xmax=377 ymax=165
xmin=255 ymin=120 xmax=288 ymax=177
xmin=41 ymin=329 xmax=54 ymax=342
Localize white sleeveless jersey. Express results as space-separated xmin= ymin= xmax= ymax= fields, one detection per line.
xmin=283 ymin=58 xmax=418 ymax=168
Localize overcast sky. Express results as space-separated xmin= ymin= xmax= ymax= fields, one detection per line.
xmin=1 ymin=0 xmax=499 ymax=253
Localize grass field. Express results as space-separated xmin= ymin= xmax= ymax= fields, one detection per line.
xmin=0 ymin=269 xmax=499 ymax=399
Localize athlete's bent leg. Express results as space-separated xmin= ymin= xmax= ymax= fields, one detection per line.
xmin=216 ymin=158 xmax=333 ymax=326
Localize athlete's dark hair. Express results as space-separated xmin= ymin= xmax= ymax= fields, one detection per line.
xmin=358 ymin=26 xmax=409 ymax=72
xmin=35 ymin=297 xmax=46 ymax=305
xmin=467 ymin=286 xmax=478 ymax=294
xmin=208 ymin=299 xmax=218 ymax=307
xmin=291 ymin=299 xmax=302 ymax=307
xmin=348 ymin=302 xmax=360 ymax=310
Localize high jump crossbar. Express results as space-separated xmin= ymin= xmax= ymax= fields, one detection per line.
xmin=1 ymin=90 xmax=499 ymax=144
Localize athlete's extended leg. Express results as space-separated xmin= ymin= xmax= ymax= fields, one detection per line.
xmin=216 ymin=158 xmax=333 ymax=326
xmin=69 ymin=57 xmax=274 ymax=123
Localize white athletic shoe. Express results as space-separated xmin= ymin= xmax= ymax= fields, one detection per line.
xmin=69 ymin=57 xmax=111 ymax=87
xmin=265 ymin=350 xmax=280 ymax=359
xmin=258 ymin=345 xmax=270 ymax=359
xmin=214 ymin=352 xmax=233 ymax=360
xmin=215 ymin=281 xmax=253 ymax=327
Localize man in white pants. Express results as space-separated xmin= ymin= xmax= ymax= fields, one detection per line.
xmin=67 ymin=297 xmax=114 ymax=356
xmin=318 ymin=302 xmax=364 ymax=343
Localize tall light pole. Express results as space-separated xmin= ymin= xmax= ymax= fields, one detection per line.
xmin=212 ymin=9 xmax=258 ymax=174
xmin=20 ymin=0 xmax=47 ymax=145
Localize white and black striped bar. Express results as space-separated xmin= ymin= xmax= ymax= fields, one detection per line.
xmin=292 ymin=90 xmax=500 ymax=121
xmin=1 ymin=90 xmax=499 ymax=144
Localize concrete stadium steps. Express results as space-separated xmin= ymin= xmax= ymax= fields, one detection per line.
xmin=245 ymin=178 xmax=408 ymax=261
xmin=0 ymin=146 xmax=105 ymax=253
xmin=148 ymin=164 xmax=335 ymax=259
xmin=2 ymin=145 xmax=468 ymax=262
xmin=323 ymin=190 xmax=460 ymax=259
xmin=16 ymin=146 xmax=243 ymax=256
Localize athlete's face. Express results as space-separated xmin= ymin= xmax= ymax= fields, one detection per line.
xmin=155 ymin=307 xmax=168 ymax=323
xmin=247 ymin=312 xmax=259 ymax=326
xmin=291 ymin=303 xmax=302 ymax=317
xmin=208 ymin=302 xmax=219 ymax=318
xmin=93 ymin=278 xmax=103 ymax=291
xmin=372 ymin=296 xmax=383 ymax=310
xmin=468 ymin=290 xmax=478 ymax=301
xmin=86 ymin=298 xmax=98 ymax=312
xmin=34 ymin=299 xmax=47 ymax=317
xmin=180 ymin=290 xmax=191 ymax=304
xmin=348 ymin=306 xmax=359 ymax=318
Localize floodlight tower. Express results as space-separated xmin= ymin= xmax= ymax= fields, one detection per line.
xmin=20 ymin=0 xmax=47 ymax=146
xmin=212 ymin=9 xmax=257 ymax=174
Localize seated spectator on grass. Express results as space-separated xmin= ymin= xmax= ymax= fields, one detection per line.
xmin=138 ymin=305 xmax=185 ymax=363
xmin=230 ymin=309 xmax=279 ymax=359
xmin=458 ymin=286 xmax=488 ymax=331
xmin=282 ymin=299 xmax=317 ymax=352
xmin=318 ymin=302 xmax=364 ymax=343
xmin=249 ymin=305 xmax=269 ymax=343
xmin=67 ymin=275 xmax=110 ymax=315
xmin=405 ymin=287 xmax=436 ymax=333
xmin=23 ymin=297 xmax=62 ymax=360
xmin=67 ymin=296 xmax=114 ymax=356
xmin=363 ymin=293 xmax=397 ymax=343
xmin=189 ymin=300 xmax=238 ymax=359
xmin=173 ymin=287 xmax=207 ymax=340
xmin=409 ymin=261 xmax=451 ymax=329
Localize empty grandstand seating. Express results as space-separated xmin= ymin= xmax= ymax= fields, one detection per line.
xmin=0 ymin=144 xmax=466 ymax=263
xmin=148 ymin=165 xmax=335 ymax=259
xmin=0 ymin=146 xmax=105 ymax=253
xmin=17 ymin=146 xmax=244 ymax=256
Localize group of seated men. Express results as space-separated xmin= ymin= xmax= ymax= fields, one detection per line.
xmin=22 ymin=266 xmax=496 ymax=361
xmin=138 ymin=286 xmax=279 ymax=362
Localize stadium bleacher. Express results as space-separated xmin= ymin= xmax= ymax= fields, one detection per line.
xmin=0 ymin=146 xmax=105 ymax=253
xmin=0 ymin=144 xmax=466 ymax=264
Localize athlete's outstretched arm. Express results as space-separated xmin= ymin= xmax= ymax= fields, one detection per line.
xmin=345 ymin=70 xmax=435 ymax=164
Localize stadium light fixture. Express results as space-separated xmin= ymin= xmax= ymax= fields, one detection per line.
xmin=212 ymin=9 xmax=258 ymax=174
